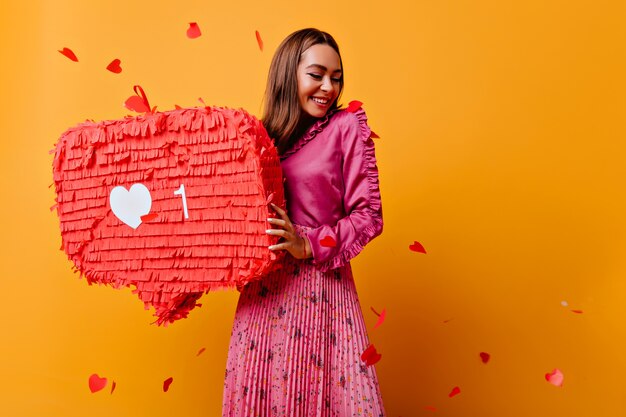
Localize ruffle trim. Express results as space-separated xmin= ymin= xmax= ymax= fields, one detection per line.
xmin=279 ymin=109 xmax=340 ymax=160
xmin=309 ymin=107 xmax=383 ymax=272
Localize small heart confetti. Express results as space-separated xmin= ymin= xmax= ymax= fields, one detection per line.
xmin=110 ymin=380 xmax=117 ymax=394
xmin=255 ymin=30 xmax=263 ymax=51
xmin=163 ymin=376 xmax=174 ymax=392
xmin=409 ymin=241 xmax=427 ymax=253
xmin=448 ymin=386 xmax=461 ymax=398
xmin=125 ymin=96 xmax=150 ymax=113
xmin=360 ymin=344 xmax=382 ymax=366
xmin=58 ymin=47 xmax=78 ymax=62
xmin=187 ymin=22 xmax=201 ymax=39
xmin=479 ymin=352 xmax=490 ymax=363
xmin=106 ymin=58 xmax=122 ymax=73
xmin=571 ymin=309 xmax=583 ymax=314
xmin=88 ymin=373 xmax=107 ymax=393
xmin=370 ymin=307 xmax=387 ymax=329
xmin=545 ymin=368 xmax=564 ymax=387
xmin=320 ymin=236 xmax=336 ymax=247
xmin=197 ymin=347 xmax=206 ymax=356
xmin=124 ymin=85 xmax=151 ymax=113
xmin=371 ymin=131 xmax=380 ymax=139
xmin=346 ymin=100 xmax=363 ymax=113
xmin=140 ymin=213 xmax=158 ymax=222
xmin=561 ymin=300 xmax=568 ymax=307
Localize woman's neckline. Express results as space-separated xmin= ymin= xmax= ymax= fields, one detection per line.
xmin=280 ymin=109 xmax=339 ymax=160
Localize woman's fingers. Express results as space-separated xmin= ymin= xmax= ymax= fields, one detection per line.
xmin=267 ymin=217 xmax=287 ymax=228
xmin=268 ymin=242 xmax=290 ymax=251
xmin=266 ymin=228 xmax=287 ymax=237
xmin=270 ymin=203 xmax=287 ymax=219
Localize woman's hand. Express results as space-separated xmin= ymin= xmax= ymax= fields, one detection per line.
xmin=266 ymin=203 xmax=311 ymax=259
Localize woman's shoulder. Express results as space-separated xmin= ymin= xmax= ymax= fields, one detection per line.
xmin=327 ymin=106 xmax=372 ymax=145
xmin=328 ymin=106 xmax=369 ymax=126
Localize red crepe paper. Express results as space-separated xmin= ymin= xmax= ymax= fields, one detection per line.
xmin=110 ymin=380 xmax=117 ymax=394
xmin=370 ymin=131 xmax=380 ymax=139
xmin=255 ymin=30 xmax=263 ymax=51
xmin=163 ymin=377 xmax=173 ymax=392
xmin=88 ymin=373 xmax=107 ymax=393
xmin=59 ymin=47 xmax=78 ymax=62
xmin=106 ymin=59 xmax=122 ymax=74
xmin=320 ymin=236 xmax=336 ymax=247
xmin=197 ymin=347 xmax=206 ymax=356
xmin=124 ymin=85 xmax=151 ymax=113
xmin=52 ymin=106 xmax=285 ymax=325
xmin=360 ymin=344 xmax=381 ymax=366
xmin=448 ymin=386 xmax=461 ymax=398
xmin=187 ymin=22 xmax=201 ymax=39
xmin=479 ymin=352 xmax=490 ymax=363
xmin=345 ymin=100 xmax=363 ymax=113
xmin=571 ymin=309 xmax=583 ymax=314
xmin=409 ymin=241 xmax=427 ymax=253
xmin=545 ymin=368 xmax=564 ymax=387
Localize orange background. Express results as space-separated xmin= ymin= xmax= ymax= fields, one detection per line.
xmin=1 ymin=0 xmax=625 ymax=416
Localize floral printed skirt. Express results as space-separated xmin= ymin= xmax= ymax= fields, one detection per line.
xmin=222 ymin=235 xmax=386 ymax=416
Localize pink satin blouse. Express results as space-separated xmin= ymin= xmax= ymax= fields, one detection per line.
xmin=279 ymin=107 xmax=383 ymax=271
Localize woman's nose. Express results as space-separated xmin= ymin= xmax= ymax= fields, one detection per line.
xmin=320 ymin=76 xmax=334 ymax=92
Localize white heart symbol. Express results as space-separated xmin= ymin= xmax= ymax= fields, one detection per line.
xmin=109 ymin=183 xmax=152 ymax=229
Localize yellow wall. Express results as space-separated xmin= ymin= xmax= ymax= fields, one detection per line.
xmin=1 ymin=0 xmax=625 ymax=416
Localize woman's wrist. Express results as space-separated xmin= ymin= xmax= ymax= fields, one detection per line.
xmin=302 ymin=236 xmax=312 ymax=259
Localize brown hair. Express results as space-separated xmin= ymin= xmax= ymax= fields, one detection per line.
xmin=262 ymin=28 xmax=344 ymax=155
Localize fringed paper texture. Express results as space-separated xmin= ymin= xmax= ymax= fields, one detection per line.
xmin=52 ymin=107 xmax=285 ymax=325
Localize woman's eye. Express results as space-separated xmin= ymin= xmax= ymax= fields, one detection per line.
xmin=331 ymin=78 xmax=342 ymax=83
xmin=308 ymin=73 xmax=322 ymax=80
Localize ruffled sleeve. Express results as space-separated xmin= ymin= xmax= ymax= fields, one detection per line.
xmin=304 ymin=108 xmax=383 ymax=271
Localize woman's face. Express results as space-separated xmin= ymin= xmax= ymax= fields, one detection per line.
xmin=296 ymin=43 xmax=342 ymax=119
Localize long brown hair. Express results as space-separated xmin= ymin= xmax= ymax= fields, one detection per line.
xmin=262 ymin=28 xmax=344 ymax=155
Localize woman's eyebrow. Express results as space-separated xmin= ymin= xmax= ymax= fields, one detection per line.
xmin=305 ymin=64 xmax=342 ymax=73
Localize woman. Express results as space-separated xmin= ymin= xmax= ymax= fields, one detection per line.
xmin=223 ymin=28 xmax=386 ymax=416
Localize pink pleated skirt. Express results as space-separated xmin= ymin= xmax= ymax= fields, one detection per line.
xmin=222 ymin=227 xmax=386 ymax=417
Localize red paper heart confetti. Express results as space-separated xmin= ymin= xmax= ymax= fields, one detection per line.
xmin=320 ymin=236 xmax=336 ymax=247
xmin=124 ymin=85 xmax=151 ymax=113
xmin=106 ymin=59 xmax=122 ymax=74
xmin=448 ymin=386 xmax=461 ymax=398
xmin=571 ymin=309 xmax=583 ymax=314
xmin=370 ymin=307 xmax=387 ymax=329
xmin=255 ymin=30 xmax=263 ymax=51
xmin=110 ymin=380 xmax=117 ymax=394
xmin=346 ymin=100 xmax=363 ymax=113
xmin=409 ymin=241 xmax=427 ymax=253
xmin=371 ymin=131 xmax=380 ymax=139
xmin=545 ymin=368 xmax=564 ymax=387
xmin=197 ymin=347 xmax=206 ymax=356
xmin=58 ymin=47 xmax=78 ymax=62
xmin=187 ymin=22 xmax=201 ymax=39
xmin=163 ymin=377 xmax=174 ymax=392
xmin=479 ymin=352 xmax=490 ymax=363
xmin=360 ymin=344 xmax=382 ymax=366
xmin=140 ymin=213 xmax=158 ymax=222
xmin=88 ymin=373 xmax=107 ymax=393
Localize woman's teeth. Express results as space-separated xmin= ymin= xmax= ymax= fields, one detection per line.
xmin=312 ymin=97 xmax=329 ymax=105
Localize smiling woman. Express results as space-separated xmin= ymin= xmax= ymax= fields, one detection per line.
xmin=296 ymin=44 xmax=343 ymax=119
xmin=222 ymin=28 xmax=386 ymax=416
